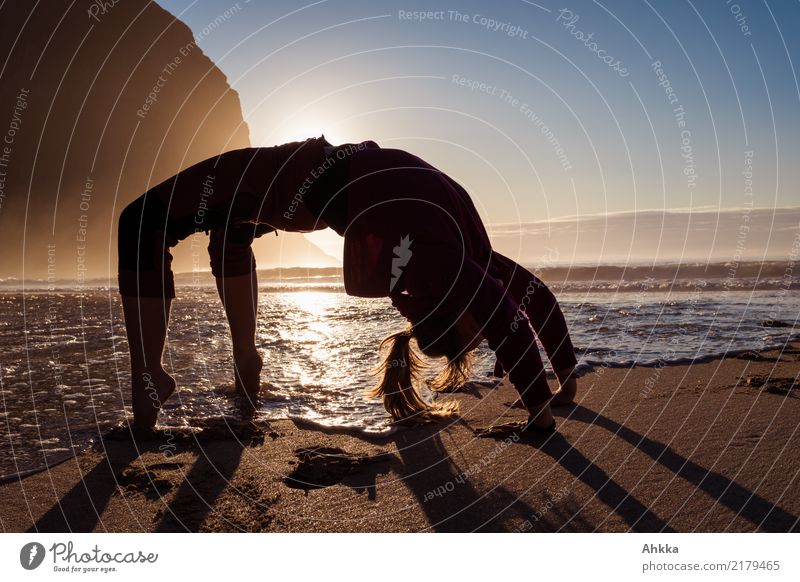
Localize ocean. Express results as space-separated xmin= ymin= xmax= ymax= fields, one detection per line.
xmin=1 ymin=273 xmax=798 ymax=480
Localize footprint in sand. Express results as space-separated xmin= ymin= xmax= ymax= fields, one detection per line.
xmin=283 ymin=446 xmax=393 ymax=499
xmin=102 ymin=418 xmax=281 ymax=446
xmin=740 ymin=375 xmax=799 ymax=397
xmin=115 ymin=464 xmax=183 ymax=500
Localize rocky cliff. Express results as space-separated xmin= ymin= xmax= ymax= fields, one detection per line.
xmin=0 ymin=0 xmax=251 ymax=281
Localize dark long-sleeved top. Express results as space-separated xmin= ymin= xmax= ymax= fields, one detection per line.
xmin=339 ymin=143 xmax=573 ymax=408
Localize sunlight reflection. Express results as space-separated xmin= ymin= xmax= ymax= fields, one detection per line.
xmin=286 ymin=291 xmax=340 ymax=318
xmin=285 ymin=292 xmax=341 ymax=361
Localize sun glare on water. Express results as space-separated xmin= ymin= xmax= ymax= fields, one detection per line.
xmin=287 ymin=290 xmax=340 ymax=318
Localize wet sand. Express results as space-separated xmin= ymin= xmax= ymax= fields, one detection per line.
xmin=1 ymin=344 xmax=798 ymax=532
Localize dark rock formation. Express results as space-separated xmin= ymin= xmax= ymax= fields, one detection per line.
xmin=0 ymin=0 xmax=251 ymax=281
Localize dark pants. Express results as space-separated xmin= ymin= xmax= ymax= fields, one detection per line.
xmin=117 ymin=149 xmax=272 ymax=298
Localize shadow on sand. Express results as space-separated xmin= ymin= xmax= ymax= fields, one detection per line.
xmin=30 ymin=416 xmax=264 ymax=532
xmin=29 ymin=405 xmax=798 ymax=532
xmin=550 ymin=404 xmax=799 ymax=532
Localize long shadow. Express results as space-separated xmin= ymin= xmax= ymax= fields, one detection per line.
xmin=153 ymin=439 xmax=245 ymax=532
xmin=555 ymin=404 xmax=799 ymax=532
xmin=296 ymin=419 xmax=672 ymax=531
xmin=291 ymin=420 xmax=539 ymax=531
xmin=392 ymin=424 xmax=540 ymax=532
xmin=31 ymin=433 xmax=144 ymax=532
xmin=32 ymin=414 xmax=255 ymax=532
xmin=533 ymin=432 xmax=675 ymax=532
xmin=153 ymin=411 xmax=263 ymax=532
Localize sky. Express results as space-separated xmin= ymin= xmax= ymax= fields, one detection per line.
xmin=155 ymin=0 xmax=800 ymax=262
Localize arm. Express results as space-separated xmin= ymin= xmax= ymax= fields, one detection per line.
xmin=489 ymin=252 xmax=578 ymax=404
xmin=404 ymin=246 xmax=555 ymax=424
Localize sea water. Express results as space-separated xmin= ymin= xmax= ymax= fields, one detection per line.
xmin=1 ymin=286 xmax=798 ymax=479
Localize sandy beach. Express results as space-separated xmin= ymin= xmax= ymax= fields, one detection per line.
xmin=1 ymin=343 xmax=798 ymax=533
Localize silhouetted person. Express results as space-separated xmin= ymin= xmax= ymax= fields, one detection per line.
xmin=118 ymin=137 xmax=578 ymax=430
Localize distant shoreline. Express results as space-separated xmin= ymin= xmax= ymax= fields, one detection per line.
xmin=3 ymin=260 xmax=798 ymax=293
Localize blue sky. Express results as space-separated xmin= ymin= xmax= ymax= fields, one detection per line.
xmin=156 ymin=0 xmax=800 ymax=229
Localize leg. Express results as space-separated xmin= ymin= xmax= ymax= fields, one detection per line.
xmin=215 ymin=272 xmax=263 ymax=398
xmin=118 ymin=194 xmax=188 ymax=428
xmin=119 ymin=150 xmax=259 ymax=424
xmin=121 ymin=296 xmax=177 ymax=428
xmin=208 ymin=223 xmax=266 ymax=400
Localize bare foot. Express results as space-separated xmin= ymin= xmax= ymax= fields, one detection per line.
xmin=551 ymin=368 xmax=578 ymax=406
xmin=550 ymin=390 xmax=573 ymax=406
xmin=551 ymin=379 xmax=577 ymax=406
xmin=132 ymin=367 xmax=176 ymax=429
xmin=527 ymin=400 xmax=555 ymax=430
xmin=233 ymin=349 xmax=263 ymax=400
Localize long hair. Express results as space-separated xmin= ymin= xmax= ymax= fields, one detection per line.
xmin=428 ymin=351 xmax=473 ymax=393
xmin=412 ymin=312 xmax=475 ymax=393
xmin=368 ymin=328 xmax=459 ymax=423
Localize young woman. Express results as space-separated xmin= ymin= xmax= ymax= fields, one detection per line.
xmin=118 ymin=136 xmax=578 ymax=431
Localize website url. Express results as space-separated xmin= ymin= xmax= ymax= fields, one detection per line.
xmin=643 ymin=560 xmax=780 ymax=573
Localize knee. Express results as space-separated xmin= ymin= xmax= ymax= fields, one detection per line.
xmin=118 ymin=195 xmax=171 ymax=243
xmin=208 ymin=225 xmax=256 ymax=278
xmin=118 ymin=198 xmax=150 ymax=267
xmin=118 ymin=197 xmax=145 ymax=241
xmin=118 ymin=195 xmax=171 ymax=269
xmin=207 ymin=241 xmax=256 ymax=278
xmin=118 ymin=196 xmax=177 ymax=298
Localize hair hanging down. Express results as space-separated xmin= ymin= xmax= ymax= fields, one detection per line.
xmin=369 ymin=328 xmax=460 ymax=423
xmin=428 ymin=351 xmax=473 ymax=393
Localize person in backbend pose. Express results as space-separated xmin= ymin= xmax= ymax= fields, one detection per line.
xmin=118 ymin=136 xmax=579 ymax=432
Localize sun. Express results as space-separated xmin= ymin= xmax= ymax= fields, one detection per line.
xmin=258 ymin=115 xmax=349 ymax=146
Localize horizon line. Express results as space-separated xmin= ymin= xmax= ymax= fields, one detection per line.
xmin=488 ymin=205 xmax=800 ymax=227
